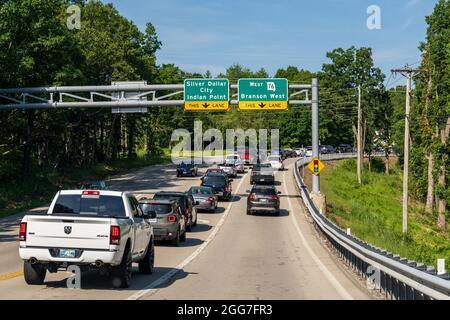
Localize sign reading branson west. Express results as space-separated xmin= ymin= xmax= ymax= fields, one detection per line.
xmin=184 ymin=79 xmax=229 ymax=111
xmin=238 ymin=78 xmax=288 ymax=110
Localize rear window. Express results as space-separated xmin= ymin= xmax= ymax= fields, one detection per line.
xmin=253 ymin=164 xmax=271 ymax=171
xmin=203 ymin=176 xmax=225 ymax=185
xmin=253 ymin=188 xmax=276 ymax=195
xmin=190 ymin=187 xmax=212 ymax=195
xmin=221 ymin=163 xmax=234 ymax=167
xmin=79 ymin=182 xmax=104 ymax=189
xmin=52 ymin=195 xmax=126 ymax=217
xmin=140 ymin=203 xmax=172 ymax=215
xmin=154 ymin=194 xmax=186 ymax=209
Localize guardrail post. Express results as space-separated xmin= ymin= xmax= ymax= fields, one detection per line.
xmin=437 ymin=259 xmax=446 ymax=275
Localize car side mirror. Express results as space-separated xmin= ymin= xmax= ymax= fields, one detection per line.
xmin=195 ymin=201 xmax=200 ymax=205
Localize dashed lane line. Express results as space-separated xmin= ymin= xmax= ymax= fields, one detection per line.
xmin=126 ymin=171 xmax=249 ymax=300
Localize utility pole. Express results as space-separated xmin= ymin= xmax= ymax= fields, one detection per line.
xmin=391 ymin=68 xmax=426 ymax=234
xmin=311 ymin=78 xmax=320 ymax=193
xmin=357 ymin=85 xmax=362 ymax=185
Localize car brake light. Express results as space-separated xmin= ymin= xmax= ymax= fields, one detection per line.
xmin=271 ymin=195 xmax=279 ymax=201
xmin=110 ymin=226 xmax=120 ymax=245
xmin=249 ymin=193 xmax=256 ymax=200
xmin=82 ymin=190 xmax=100 ymax=196
xmin=19 ymin=222 xmax=27 ymax=241
xmin=167 ymin=214 xmax=177 ymax=223
xmin=207 ymin=197 xmax=214 ymax=202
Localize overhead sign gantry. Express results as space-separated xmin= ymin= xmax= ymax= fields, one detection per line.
xmin=0 ymin=78 xmax=321 ymax=193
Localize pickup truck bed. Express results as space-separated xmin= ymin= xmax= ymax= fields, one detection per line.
xmin=19 ymin=190 xmax=155 ymax=288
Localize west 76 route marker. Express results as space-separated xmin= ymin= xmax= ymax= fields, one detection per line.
xmin=184 ymin=79 xmax=229 ymax=111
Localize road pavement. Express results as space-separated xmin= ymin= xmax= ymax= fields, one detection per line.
xmin=0 ymin=158 xmax=373 ymax=299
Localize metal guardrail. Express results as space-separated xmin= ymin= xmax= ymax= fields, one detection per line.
xmin=294 ymin=153 xmax=450 ymax=300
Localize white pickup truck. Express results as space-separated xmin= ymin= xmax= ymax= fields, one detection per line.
xmin=19 ymin=190 xmax=155 ymax=288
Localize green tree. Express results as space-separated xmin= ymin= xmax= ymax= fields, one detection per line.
xmin=413 ymin=0 xmax=449 ymax=229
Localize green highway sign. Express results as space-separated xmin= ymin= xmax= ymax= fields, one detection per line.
xmin=238 ymin=78 xmax=288 ymax=110
xmin=184 ymin=79 xmax=229 ymax=111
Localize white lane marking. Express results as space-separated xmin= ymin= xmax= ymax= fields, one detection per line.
xmin=282 ymin=165 xmax=354 ymax=300
xmin=126 ymin=172 xmax=249 ymax=300
xmin=197 ymin=219 xmax=210 ymax=224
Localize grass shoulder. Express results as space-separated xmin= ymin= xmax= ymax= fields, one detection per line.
xmin=320 ymin=158 xmax=449 ymax=267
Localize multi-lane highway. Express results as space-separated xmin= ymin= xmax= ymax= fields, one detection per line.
xmin=0 ymin=158 xmax=373 ymax=299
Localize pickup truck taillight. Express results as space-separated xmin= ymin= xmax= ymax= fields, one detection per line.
xmin=19 ymin=222 xmax=27 ymax=241
xmin=167 ymin=214 xmax=177 ymax=223
xmin=110 ymin=226 xmax=120 ymax=245
xmin=248 ymin=193 xmax=257 ymax=200
xmin=271 ymin=195 xmax=280 ymax=201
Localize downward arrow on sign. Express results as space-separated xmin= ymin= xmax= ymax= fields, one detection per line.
xmin=202 ymin=103 xmax=209 ymax=109
xmin=258 ymin=103 xmax=266 ymax=108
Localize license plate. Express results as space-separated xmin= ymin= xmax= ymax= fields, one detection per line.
xmin=59 ymin=249 xmax=76 ymax=258
xmin=261 ymin=199 xmax=268 ymax=202
xmin=149 ymin=218 xmax=157 ymax=223
xmin=260 ymin=179 xmax=265 ymax=181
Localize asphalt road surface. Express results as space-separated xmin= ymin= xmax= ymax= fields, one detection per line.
xmin=0 ymin=158 xmax=372 ymax=299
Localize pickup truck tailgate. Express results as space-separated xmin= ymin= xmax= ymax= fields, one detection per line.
xmin=25 ymin=215 xmax=112 ymax=250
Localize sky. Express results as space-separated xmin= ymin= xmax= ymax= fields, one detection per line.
xmin=102 ymin=0 xmax=438 ymax=85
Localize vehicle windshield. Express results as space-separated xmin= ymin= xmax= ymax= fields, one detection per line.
xmin=253 ymin=188 xmax=276 ymax=195
xmin=79 ymin=182 xmax=103 ymax=189
xmin=220 ymin=163 xmax=234 ymax=167
xmin=207 ymin=169 xmax=224 ymax=174
xmin=52 ymin=195 xmax=126 ymax=217
xmin=253 ymin=164 xmax=272 ymax=171
xmin=202 ymin=176 xmax=226 ymax=185
xmin=190 ymin=187 xmax=212 ymax=195
xmin=153 ymin=194 xmax=186 ymax=209
xmin=140 ymin=203 xmax=172 ymax=215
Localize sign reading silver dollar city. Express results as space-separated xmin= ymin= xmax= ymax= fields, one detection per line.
xmin=184 ymin=79 xmax=229 ymax=111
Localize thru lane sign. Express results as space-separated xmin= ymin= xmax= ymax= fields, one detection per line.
xmin=184 ymin=79 xmax=229 ymax=111
xmin=238 ymin=78 xmax=288 ymax=110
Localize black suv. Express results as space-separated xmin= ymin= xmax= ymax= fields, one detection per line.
xmin=200 ymin=174 xmax=232 ymax=200
xmin=153 ymin=192 xmax=197 ymax=231
xmin=247 ymin=184 xmax=281 ymax=215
